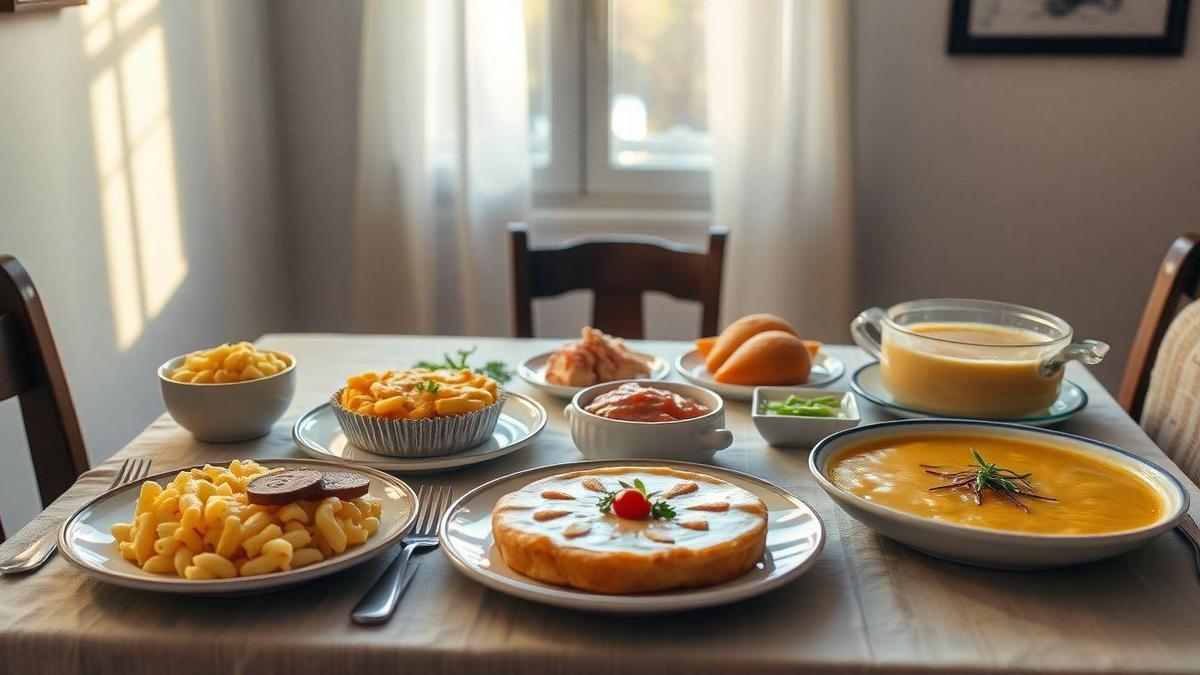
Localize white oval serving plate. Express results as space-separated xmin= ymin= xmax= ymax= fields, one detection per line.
xmin=849 ymin=361 xmax=1087 ymax=426
xmin=809 ymin=419 xmax=1189 ymax=569
xmin=518 ymin=350 xmax=671 ymax=399
xmin=293 ymin=392 xmax=547 ymax=473
xmin=675 ymin=349 xmax=845 ymax=402
xmin=440 ymin=459 xmax=824 ymax=613
xmin=58 ymin=458 xmax=418 ymax=595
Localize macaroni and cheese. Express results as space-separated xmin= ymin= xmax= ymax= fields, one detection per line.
xmin=111 ymin=460 xmax=382 ymax=579
xmin=168 ymin=342 xmax=290 ymax=384
xmin=338 ymin=368 xmax=500 ymax=420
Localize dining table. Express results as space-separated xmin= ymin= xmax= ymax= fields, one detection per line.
xmin=1 ymin=333 xmax=1199 ymax=675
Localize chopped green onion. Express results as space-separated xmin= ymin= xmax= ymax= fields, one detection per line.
xmin=761 ymin=395 xmax=844 ymax=418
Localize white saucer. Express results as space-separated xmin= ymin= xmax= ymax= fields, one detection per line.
xmin=849 ymin=362 xmax=1088 ymax=426
xmin=58 ymin=458 xmax=418 ymax=595
xmin=440 ymin=459 xmax=825 ymax=614
xmin=518 ymin=350 xmax=671 ymax=399
xmin=292 ymin=392 xmax=547 ymax=473
xmin=674 ymin=349 xmax=845 ymax=402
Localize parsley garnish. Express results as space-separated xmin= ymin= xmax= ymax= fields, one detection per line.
xmin=414 ymin=380 xmax=440 ymax=394
xmin=413 ymin=346 xmax=513 ymax=383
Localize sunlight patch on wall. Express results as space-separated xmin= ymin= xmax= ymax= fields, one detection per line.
xmin=91 ymin=69 xmax=144 ymax=349
xmin=85 ymin=0 xmax=188 ymax=350
xmin=123 ymin=26 xmax=186 ymax=318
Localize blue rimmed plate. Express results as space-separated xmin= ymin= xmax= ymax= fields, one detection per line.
xmin=809 ymin=419 xmax=1188 ymax=569
xmin=850 ymin=362 xmax=1087 ymax=426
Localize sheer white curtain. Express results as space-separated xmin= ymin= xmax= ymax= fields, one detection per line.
xmin=351 ymin=0 xmax=529 ymax=335
xmin=706 ymin=0 xmax=855 ymax=341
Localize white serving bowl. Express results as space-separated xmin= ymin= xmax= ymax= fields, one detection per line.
xmin=809 ymin=419 xmax=1190 ymax=569
xmin=158 ymin=350 xmax=296 ymax=442
xmin=563 ymin=379 xmax=733 ymax=463
xmin=751 ymin=387 xmax=861 ymax=448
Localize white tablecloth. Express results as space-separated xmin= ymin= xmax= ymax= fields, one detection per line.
xmin=1 ymin=334 xmax=1197 ymax=674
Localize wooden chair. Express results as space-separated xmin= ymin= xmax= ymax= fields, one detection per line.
xmin=509 ymin=224 xmax=727 ymax=339
xmin=0 ymin=255 xmax=89 ymax=542
xmin=1118 ymin=234 xmax=1200 ymax=487
xmin=1119 ymin=234 xmax=1200 ymax=420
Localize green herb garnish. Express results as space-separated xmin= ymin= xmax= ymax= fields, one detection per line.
xmin=414 ymin=346 xmax=513 ymax=383
xmin=922 ymin=449 xmax=1057 ymax=512
xmin=414 ymin=380 xmax=440 ymax=394
xmin=761 ymin=394 xmax=843 ymax=418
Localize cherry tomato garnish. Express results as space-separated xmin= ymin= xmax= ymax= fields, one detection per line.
xmin=611 ymin=488 xmax=651 ymax=520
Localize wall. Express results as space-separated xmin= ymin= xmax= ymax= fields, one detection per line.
xmin=0 ymin=0 xmax=286 ymax=533
xmin=268 ymin=0 xmax=363 ymax=332
xmin=854 ymin=0 xmax=1200 ymax=389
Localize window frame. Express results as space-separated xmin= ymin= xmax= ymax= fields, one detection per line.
xmin=531 ymin=0 xmax=711 ymax=211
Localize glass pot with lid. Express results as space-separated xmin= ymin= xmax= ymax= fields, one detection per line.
xmin=850 ymin=298 xmax=1108 ymax=419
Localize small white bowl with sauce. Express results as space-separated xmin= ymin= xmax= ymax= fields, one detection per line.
xmin=751 ymin=387 xmax=860 ymax=449
xmin=563 ymin=380 xmax=733 ymax=463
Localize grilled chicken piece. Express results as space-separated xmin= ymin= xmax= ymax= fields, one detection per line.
xmin=543 ymin=327 xmax=650 ymax=385
xmin=580 ymin=327 xmax=650 ymax=382
xmin=545 ymin=342 xmax=598 ymax=386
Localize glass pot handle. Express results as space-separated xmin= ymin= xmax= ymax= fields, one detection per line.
xmin=1039 ymin=339 xmax=1110 ymax=378
xmin=850 ymin=307 xmax=887 ymax=360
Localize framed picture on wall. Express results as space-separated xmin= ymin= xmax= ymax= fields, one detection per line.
xmin=1 ymin=0 xmax=85 ymax=11
xmin=948 ymin=0 xmax=1190 ymax=55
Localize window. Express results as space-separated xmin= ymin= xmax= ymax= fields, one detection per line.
xmin=524 ymin=0 xmax=710 ymax=209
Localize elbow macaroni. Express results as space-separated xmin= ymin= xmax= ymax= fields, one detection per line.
xmin=111 ymin=460 xmax=383 ymax=579
xmin=339 ymin=368 xmax=500 ymax=420
xmin=169 ymin=342 xmax=291 ymax=384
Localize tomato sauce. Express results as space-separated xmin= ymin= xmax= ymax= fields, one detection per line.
xmin=583 ymin=383 xmax=710 ymax=422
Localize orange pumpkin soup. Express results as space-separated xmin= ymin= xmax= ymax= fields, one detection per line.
xmin=828 ymin=434 xmax=1164 ymax=535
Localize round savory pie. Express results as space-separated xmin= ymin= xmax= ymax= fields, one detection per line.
xmin=491 ymin=466 xmax=768 ymax=594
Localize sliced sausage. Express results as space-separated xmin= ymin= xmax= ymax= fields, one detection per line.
xmin=318 ymin=471 xmax=370 ymax=500
xmin=247 ymin=469 xmax=323 ymax=505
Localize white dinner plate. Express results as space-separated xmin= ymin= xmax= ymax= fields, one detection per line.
xmin=440 ymin=459 xmax=825 ymax=613
xmin=850 ymin=362 xmax=1088 ymax=426
xmin=57 ymin=458 xmax=418 ymax=595
xmin=292 ymin=392 xmax=547 ymax=473
xmin=518 ymin=350 xmax=671 ymax=399
xmin=674 ymin=349 xmax=845 ymax=402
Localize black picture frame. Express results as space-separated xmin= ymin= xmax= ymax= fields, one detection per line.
xmin=948 ymin=0 xmax=1190 ymax=55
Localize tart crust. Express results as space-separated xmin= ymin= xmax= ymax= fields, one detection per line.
xmin=492 ymin=466 xmax=767 ymax=594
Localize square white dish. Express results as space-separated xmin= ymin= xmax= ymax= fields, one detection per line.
xmin=751 ymin=387 xmax=861 ymax=448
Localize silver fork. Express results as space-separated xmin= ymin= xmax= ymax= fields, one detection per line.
xmin=352 ymin=484 xmax=452 ymax=625
xmin=1177 ymin=514 xmax=1200 ymax=582
xmin=0 ymin=456 xmax=152 ymax=575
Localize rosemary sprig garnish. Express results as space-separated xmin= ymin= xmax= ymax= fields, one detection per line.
xmin=922 ymin=449 xmax=1057 ymax=512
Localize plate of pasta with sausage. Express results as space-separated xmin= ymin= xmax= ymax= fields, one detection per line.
xmin=57 ymin=458 xmax=418 ymax=595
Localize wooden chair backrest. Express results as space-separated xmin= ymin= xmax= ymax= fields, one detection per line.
xmin=1119 ymin=234 xmax=1200 ymax=420
xmin=509 ymin=224 xmax=727 ymax=339
xmin=0 ymin=255 xmax=89 ymax=542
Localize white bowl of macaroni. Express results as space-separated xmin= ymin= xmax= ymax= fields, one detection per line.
xmin=333 ymin=368 xmax=504 ymax=457
xmin=159 ymin=342 xmax=296 ymax=442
